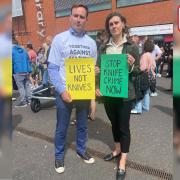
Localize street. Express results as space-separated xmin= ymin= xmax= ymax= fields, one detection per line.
xmin=12 ymin=77 xmax=173 ymax=180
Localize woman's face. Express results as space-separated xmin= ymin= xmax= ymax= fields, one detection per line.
xmin=109 ymin=16 xmax=124 ymax=38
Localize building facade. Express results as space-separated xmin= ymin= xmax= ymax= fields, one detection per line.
xmin=12 ymin=0 xmax=174 ymax=49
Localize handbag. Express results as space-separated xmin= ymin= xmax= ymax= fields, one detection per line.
xmin=149 ymin=73 xmax=156 ymax=92
xmin=134 ymin=71 xmax=149 ymax=101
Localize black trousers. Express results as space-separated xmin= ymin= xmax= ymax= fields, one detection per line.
xmin=104 ymin=97 xmax=133 ymax=153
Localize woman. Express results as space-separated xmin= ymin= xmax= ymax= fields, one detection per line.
xmin=96 ymin=12 xmax=140 ymax=180
xmin=26 ymin=43 xmax=38 ymax=88
xmin=131 ymin=39 xmax=156 ymax=114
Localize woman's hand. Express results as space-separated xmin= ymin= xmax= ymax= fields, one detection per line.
xmin=95 ymin=66 xmax=100 ymax=74
xmin=127 ymin=54 xmax=135 ymax=65
xmin=96 ymin=88 xmax=102 ymax=97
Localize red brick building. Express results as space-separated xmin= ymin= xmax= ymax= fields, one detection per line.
xmin=12 ymin=0 xmax=174 ymax=49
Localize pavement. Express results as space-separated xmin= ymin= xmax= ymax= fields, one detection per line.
xmin=12 ymin=76 xmax=173 ymax=180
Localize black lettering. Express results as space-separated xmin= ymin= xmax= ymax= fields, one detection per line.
xmin=87 ymin=65 xmax=91 ymax=73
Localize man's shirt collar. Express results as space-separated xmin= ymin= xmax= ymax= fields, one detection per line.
xmin=69 ymin=28 xmax=86 ymax=37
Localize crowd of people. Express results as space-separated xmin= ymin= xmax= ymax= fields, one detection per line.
xmin=12 ymin=3 xmax=174 ymax=180
xmin=12 ymin=35 xmax=53 ymax=107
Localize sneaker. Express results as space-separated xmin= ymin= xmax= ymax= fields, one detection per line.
xmin=150 ymin=92 xmax=158 ymax=97
xmin=131 ymin=109 xmax=138 ymax=114
xmin=15 ymin=101 xmax=27 ymax=107
xmin=26 ymin=99 xmax=31 ymax=105
xmin=70 ymin=119 xmax=76 ymax=125
xmin=131 ymin=109 xmax=141 ymax=114
xmin=12 ymin=97 xmax=16 ymax=101
xmin=77 ymin=151 xmax=95 ymax=164
xmin=156 ymin=73 xmax=161 ymax=77
xmin=55 ymin=160 xmax=65 ymax=174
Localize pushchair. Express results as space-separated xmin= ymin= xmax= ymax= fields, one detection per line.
xmin=30 ymin=83 xmax=56 ymax=113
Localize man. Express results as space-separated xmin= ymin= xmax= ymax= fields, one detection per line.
xmin=48 ymin=4 xmax=97 ymax=174
xmin=42 ymin=36 xmax=52 ymax=86
xmin=130 ymin=34 xmax=143 ymax=55
xmin=151 ymin=41 xmax=162 ymax=96
xmin=12 ymin=38 xmax=32 ymax=107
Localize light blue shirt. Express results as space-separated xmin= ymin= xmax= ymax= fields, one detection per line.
xmin=48 ymin=28 xmax=97 ymax=94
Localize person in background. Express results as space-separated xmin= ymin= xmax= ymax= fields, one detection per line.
xmin=131 ymin=39 xmax=156 ymax=114
xmin=167 ymin=45 xmax=173 ymax=91
xmin=26 ymin=43 xmax=38 ymax=88
xmin=96 ymin=32 xmax=102 ymax=51
xmin=36 ymin=47 xmax=45 ymax=81
xmin=0 ymin=5 xmax=12 ymax=141
xmin=150 ymin=39 xmax=162 ymax=96
xmin=100 ymin=30 xmax=109 ymax=46
xmin=42 ymin=36 xmax=52 ymax=86
xmin=158 ymin=46 xmax=166 ymax=77
xmin=12 ymin=38 xmax=32 ymax=107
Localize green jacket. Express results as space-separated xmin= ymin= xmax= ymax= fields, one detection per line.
xmin=96 ymin=39 xmax=140 ymax=101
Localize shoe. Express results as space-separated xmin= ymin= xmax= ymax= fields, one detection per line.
xmin=116 ymin=169 xmax=126 ymax=180
xmin=26 ymin=99 xmax=31 ymax=105
xmin=77 ymin=151 xmax=95 ymax=164
xmin=15 ymin=101 xmax=27 ymax=107
xmin=131 ymin=109 xmax=141 ymax=114
xmin=150 ymin=92 xmax=158 ymax=97
xmin=156 ymin=73 xmax=161 ymax=77
xmin=70 ymin=119 xmax=76 ymax=125
xmin=55 ymin=160 xmax=65 ymax=174
xmin=12 ymin=97 xmax=16 ymax=101
xmin=103 ymin=153 xmax=120 ymax=161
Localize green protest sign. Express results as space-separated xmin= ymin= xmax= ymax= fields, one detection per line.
xmin=100 ymin=54 xmax=128 ymax=98
xmin=173 ymin=56 xmax=180 ymax=97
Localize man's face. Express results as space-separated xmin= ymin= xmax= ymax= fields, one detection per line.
xmin=132 ymin=36 xmax=139 ymax=44
xmin=46 ymin=36 xmax=52 ymax=45
xmin=69 ymin=7 xmax=87 ymax=32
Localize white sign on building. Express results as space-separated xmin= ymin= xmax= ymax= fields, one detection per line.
xmin=178 ymin=6 xmax=180 ymax=32
xmin=12 ymin=0 xmax=23 ymax=17
xmin=129 ymin=24 xmax=173 ymax=36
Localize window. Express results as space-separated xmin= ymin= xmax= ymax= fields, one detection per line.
xmin=117 ymin=0 xmax=160 ymax=8
xmin=12 ymin=0 xmax=23 ymax=17
xmin=55 ymin=0 xmax=111 ymax=17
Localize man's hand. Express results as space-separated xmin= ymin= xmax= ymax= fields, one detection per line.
xmin=96 ymin=88 xmax=102 ymax=97
xmin=61 ymin=91 xmax=72 ymax=103
xmin=127 ymin=54 xmax=135 ymax=65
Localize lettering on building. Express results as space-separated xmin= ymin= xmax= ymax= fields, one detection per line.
xmin=35 ymin=0 xmax=46 ymax=39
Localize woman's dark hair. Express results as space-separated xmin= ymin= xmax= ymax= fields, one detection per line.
xmin=143 ymin=40 xmax=154 ymax=53
xmin=105 ymin=12 xmax=128 ymax=37
xmin=27 ymin=43 xmax=33 ymax=49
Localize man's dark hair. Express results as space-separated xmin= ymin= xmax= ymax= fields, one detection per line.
xmin=71 ymin=4 xmax=88 ymax=17
xmin=27 ymin=43 xmax=33 ymax=49
xmin=12 ymin=37 xmax=18 ymax=45
xmin=105 ymin=12 xmax=128 ymax=37
xmin=143 ymin=40 xmax=154 ymax=53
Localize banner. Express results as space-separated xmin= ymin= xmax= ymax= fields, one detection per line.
xmin=65 ymin=58 xmax=95 ymax=100
xmin=0 ymin=58 xmax=12 ymax=96
xmin=173 ymin=56 xmax=180 ymax=97
xmin=100 ymin=54 xmax=128 ymax=98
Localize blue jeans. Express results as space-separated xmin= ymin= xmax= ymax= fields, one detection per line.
xmin=13 ymin=74 xmax=31 ymax=102
xmin=42 ymin=69 xmax=49 ymax=85
xmin=55 ymin=95 xmax=90 ymax=161
xmin=135 ymin=90 xmax=150 ymax=113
